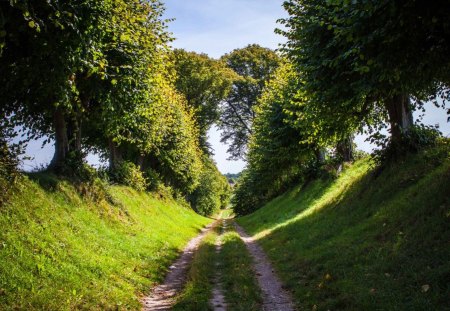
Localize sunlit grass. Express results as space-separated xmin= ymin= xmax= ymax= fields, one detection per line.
xmin=221 ymin=208 xmax=235 ymax=219
xmin=239 ymin=144 xmax=450 ymax=310
xmin=0 ymin=175 xmax=211 ymax=310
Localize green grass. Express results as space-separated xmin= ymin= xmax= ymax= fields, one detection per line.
xmin=221 ymin=208 xmax=235 ymax=219
xmin=219 ymin=224 xmax=262 ymax=311
xmin=0 ymin=174 xmax=211 ymax=310
xmin=173 ymin=227 xmax=218 ymax=311
xmin=238 ymin=144 xmax=450 ymax=310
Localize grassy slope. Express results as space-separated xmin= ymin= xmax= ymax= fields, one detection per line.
xmin=239 ymin=145 xmax=450 ymax=310
xmin=0 ymin=174 xmax=211 ymax=310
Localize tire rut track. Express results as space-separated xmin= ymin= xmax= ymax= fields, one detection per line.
xmin=234 ymin=222 xmax=295 ymax=311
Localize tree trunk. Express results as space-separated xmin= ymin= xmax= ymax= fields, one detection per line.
xmin=314 ymin=148 xmax=326 ymax=164
xmin=385 ymin=94 xmax=414 ymax=146
xmin=336 ymin=135 xmax=354 ymax=162
xmin=108 ymin=139 xmax=123 ymax=170
xmin=136 ymin=154 xmax=148 ymax=171
xmin=66 ymin=115 xmax=82 ymax=153
xmin=49 ymin=108 xmax=68 ymax=170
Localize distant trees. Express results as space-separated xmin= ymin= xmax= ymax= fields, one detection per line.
xmin=219 ymin=44 xmax=282 ymax=159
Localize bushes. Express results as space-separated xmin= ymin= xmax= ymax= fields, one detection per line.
xmin=109 ymin=161 xmax=148 ymax=192
xmin=0 ymin=130 xmax=20 ymax=206
xmin=372 ymin=124 xmax=443 ymax=164
xmin=189 ymin=157 xmax=231 ymax=216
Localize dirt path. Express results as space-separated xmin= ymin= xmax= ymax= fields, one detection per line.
xmin=142 ymin=221 xmax=218 ymax=311
xmin=209 ymin=219 xmax=227 ymax=311
xmin=234 ymin=223 xmax=295 ymax=311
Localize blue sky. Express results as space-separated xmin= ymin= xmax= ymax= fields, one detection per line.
xmin=20 ymin=0 xmax=449 ymax=173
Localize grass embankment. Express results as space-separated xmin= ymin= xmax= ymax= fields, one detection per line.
xmin=239 ymin=145 xmax=450 ymax=310
xmin=0 ymin=173 xmax=211 ymax=310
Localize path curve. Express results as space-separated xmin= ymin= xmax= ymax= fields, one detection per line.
xmin=142 ymin=221 xmax=218 ymax=311
xmin=234 ymin=223 xmax=295 ymax=311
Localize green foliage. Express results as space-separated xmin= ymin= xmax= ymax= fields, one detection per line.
xmin=239 ymin=143 xmax=450 ymax=310
xmin=279 ymin=0 xmax=450 ymax=153
xmin=232 ymin=63 xmax=316 ymax=216
xmin=219 ymin=44 xmax=282 ymax=159
xmin=372 ymin=125 xmax=443 ymax=164
xmin=189 ymin=158 xmax=231 ymax=216
xmin=110 ymin=161 xmax=148 ymax=192
xmin=0 ymin=173 xmax=210 ymax=310
xmin=0 ymin=132 xmax=20 ymax=206
xmin=171 ymin=49 xmax=237 ymax=153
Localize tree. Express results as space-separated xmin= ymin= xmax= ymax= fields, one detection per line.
xmin=279 ymin=0 xmax=450 ymax=154
xmin=219 ymin=44 xmax=281 ymax=159
xmin=189 ymin=156 xmax=231 ymax=216
xmin=0 ymin=0 xmax=173 ymax=173
xmin=232 ymin=62 xmax=316 ymax=215
xmin=171 ymin=49 xmax=237 ymax=153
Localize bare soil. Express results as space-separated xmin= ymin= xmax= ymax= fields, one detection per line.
xmin=234 ymin=223 xmax=295 ymax=311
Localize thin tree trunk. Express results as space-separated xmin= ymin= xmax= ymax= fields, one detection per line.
xmin=66 ymin=115 xmax=82 ymax=153
xmin=336 ymin=135 xmax=354 ymax=162
xmin=108 ymin=139 xmax=123 ymax=170
xmin=314 ymin=148 xmax=326 ymax=164
xmin=385 ymin=94 xmax=414 ymax=147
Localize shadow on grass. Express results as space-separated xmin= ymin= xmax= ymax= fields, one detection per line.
xmin=27 ymin=171 xmax=60 ymax=192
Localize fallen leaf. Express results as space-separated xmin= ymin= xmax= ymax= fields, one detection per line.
xmin=421 ymin=284 xmax=430 ymax=293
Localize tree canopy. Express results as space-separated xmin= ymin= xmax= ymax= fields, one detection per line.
xmin=0 ymin=0 xmax=230 ymax=216
xmin=171 ymin=49 xmax=237 ymax=153
xmin=279 ymin=0 xmax=450 ymax=152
